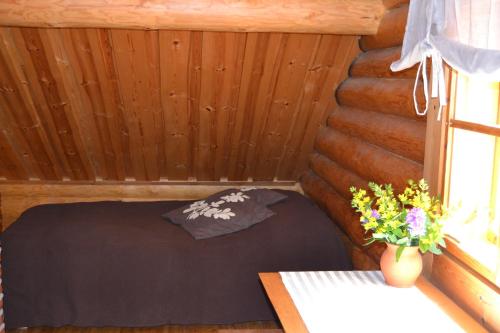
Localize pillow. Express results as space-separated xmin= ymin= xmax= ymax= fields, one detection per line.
xmin=164 ymin=188 xmax=286 ymax=226
xmin=238 ymin=187 xmax=287 ymax=206
xmin=162 ymin=188 xmax=285 ymax=240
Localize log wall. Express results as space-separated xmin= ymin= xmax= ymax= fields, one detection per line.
xmin=301 ymin=2 xmax=497 ymax=331
xmin=0 ymin=28 xmax=359 ymax=183
xmin=301 ymin=0 xmax=425 ymax=267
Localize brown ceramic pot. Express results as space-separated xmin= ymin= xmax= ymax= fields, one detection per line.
xmin=380 ymin=243 xmax=422 ymax=288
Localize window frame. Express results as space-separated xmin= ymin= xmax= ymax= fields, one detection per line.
xmin=425 ymin=67 xmax=500 ymax=288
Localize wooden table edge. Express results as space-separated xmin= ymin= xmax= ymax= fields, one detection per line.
xmin=259 ymin=272 xmax=309 ymax=333
xmin=260 ymin=272 xmax=486 ymax=333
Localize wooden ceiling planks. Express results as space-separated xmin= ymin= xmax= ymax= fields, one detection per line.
xmin=0 ymin=27 xmax=359 ymax=183
xmin=110 ymin=29 xmax=164 ymax=181
xmin=160 ymin=30 xmax=197 ymax=181
xmin=279 ymin=35 xmax=360 ymax=181
xmin=254 ymin=34 xmax=321 ymax=181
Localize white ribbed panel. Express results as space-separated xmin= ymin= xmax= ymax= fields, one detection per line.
xmin=280 ymin=271 xmax=465 ymax=333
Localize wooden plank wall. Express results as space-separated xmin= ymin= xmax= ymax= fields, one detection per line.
xmin=300 ymin=0 xmax=425 ymax=267
xmin=0 ymin=28 xmax=359 ymax=183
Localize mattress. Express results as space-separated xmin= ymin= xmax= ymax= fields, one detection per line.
xmin=2 ymin=190 xmax=351 ymax=328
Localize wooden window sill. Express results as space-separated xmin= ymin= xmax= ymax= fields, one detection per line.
xmin=443 ymin=236 xmax=499 ymax=290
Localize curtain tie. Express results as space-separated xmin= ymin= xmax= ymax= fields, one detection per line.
xmin=413 ymin=51 xmax=448 ymax=119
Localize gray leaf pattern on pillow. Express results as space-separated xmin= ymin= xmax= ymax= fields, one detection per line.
xmin=182 ymin=192 xmax=249 ymax=221
xmin=221 ymin=192 xmax=250 ymax=202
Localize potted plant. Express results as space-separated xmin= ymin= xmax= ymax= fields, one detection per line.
xmin=350 ymin=179 xmax=445 ymax=287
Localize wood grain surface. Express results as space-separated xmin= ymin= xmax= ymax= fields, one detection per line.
xmin=301 ymin=3 xmax=424 ymax=265
xmin=259 ymin=273 xmax=308 ymax=333
xmin=0 ymin=28 xmax=359 ymax=183
xmin=0 ymin=0 xmax=384 ymax=35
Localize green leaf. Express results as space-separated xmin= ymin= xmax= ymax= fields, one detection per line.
xmin=388 ymin=234 xmax=397 ymax=243
xmin=438 ymin=237 xmax=446 ymax=247
xmin=430 ymin=247 xmax=442 ymax=255
xmin=393 ymin=228 xmax=403 ymax=238
xmin=419 ymin=242 xmax=428 ymax=253
xmin=395 ymin=245 xmax=406 ymax=262
xmin=396 ymin=237 xmax=409 ymax=245
xmin=429 ymin=243 xmax=443 ymax=255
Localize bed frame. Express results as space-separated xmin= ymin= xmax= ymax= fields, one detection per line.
xmin=0 ymin=183 xmax=302 ymax=230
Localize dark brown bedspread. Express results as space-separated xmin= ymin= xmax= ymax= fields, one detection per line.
xmin=2 ymin=190 xmax=351 ymax=328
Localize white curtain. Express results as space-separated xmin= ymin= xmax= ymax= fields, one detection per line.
xmin=390 ymin=0 xmax=500 ymax=116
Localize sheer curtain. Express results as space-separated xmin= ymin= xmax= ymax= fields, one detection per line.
xmin=391 ymin=0 xmax=500 ymax=116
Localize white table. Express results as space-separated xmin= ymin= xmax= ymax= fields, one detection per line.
xmin=259 ymin=271 xmax=486 ymax=333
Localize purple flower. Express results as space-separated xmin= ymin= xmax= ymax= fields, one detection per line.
xmin=361 ymin=209 xmax=379 ymax=225
xmin=406 ymin=207 xmax=426 ymax=237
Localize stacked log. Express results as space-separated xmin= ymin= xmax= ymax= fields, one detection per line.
xmin=301 ymin=1 xmax=426 ymax=269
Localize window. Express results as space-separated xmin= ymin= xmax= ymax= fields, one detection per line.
xmin=442 ymin=71 xmax=500 ymax=286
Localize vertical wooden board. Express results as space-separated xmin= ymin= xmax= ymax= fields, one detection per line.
xmin=159 ymin=30 xmax=191 ymax=180
xmin=238 ymin=33 xmax=287 ymax=180
xmin=141 ymin=30 xmax=164 ymax=181
xmin=0 ymin=85 xmax=36 ymax=181
xmin=276 ymin=34 xmax=336 ymax=180
xmin=7 ymin=28 xmax=75 ymax=180
xmin=110 ymin=29 xmax=147 ymax=180
xmin=197 ymin=31 xmax=246 ymax=180
xmin=226 ymin=32 xmax=260 ymax=181
xmin=0 ymin=158 xmax=10 ymax=180
xmin=197 ymin=31 xmax=219 ymax=180
xmin=0 ymin=98 xmax=36 ymax=180
xmin=86 ymin=28 xmax=129 ymax=180
xmin=19 ymin=28 xmax=92 ymax=180
xmin=124 ymin=29 xmax=163 ymax=181
xmin=213 ymin=32 xmax=246 ymax=180
xmin=253 ymin=33 xmax=320 ymax=181
xmin=108 ymin=30 xmax=141 ymax=180
xmin=0 ymin=28 xmax=65 ymax=180
xmin=0 ymin=34 xmax=60 ymax=180
xmin=292 ymin=36 xmax=360 ymax=179
xmin=0 ymin=130 xmax=29 ymax=180
xmin=40 ymin=28 xmax=104 ymax=180
xmin=110 ymin=29 xmax=163 ymax=181
xmin=50 ymin=28 xmax=110 ymax=180
xmin=0 ymin=63 xmax=37 ymax=180
xmin=187 ymin=31 xmax=203 ymax=180
xmin=64 ymin=28 xmax=121 ymax=180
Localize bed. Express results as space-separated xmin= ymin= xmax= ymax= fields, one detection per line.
xmin=2 ymin=190 xmax=351 ymax=328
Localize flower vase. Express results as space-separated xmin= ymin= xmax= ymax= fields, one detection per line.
xmin=380 ymin=243 xmax=422 ymax=288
